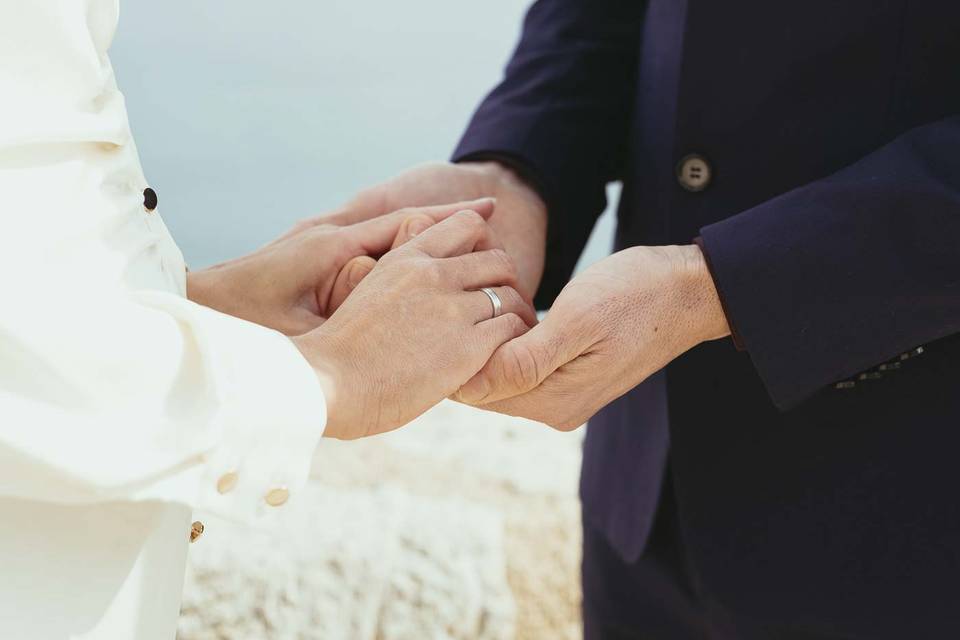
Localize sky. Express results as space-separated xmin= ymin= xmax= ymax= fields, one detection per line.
xmin=112 ymin=0 xmax=615 ymax=271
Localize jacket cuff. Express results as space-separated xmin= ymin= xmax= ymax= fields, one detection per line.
xmin=455 ymin=151 xmax=551 ymax=213
xmin=693 ymin=237 xmax=746 ymax=351
xmin=452 ymin=141 xmax=606 ymax=309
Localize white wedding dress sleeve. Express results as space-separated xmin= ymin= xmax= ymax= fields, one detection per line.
xmin=0 ymin=2 xmax=330 ymax=637
xmin=0 ymin=0 xmax=327 ymax=521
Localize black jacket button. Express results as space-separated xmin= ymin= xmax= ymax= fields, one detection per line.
xmin=143 ymin=187 xmax=158 ymax=212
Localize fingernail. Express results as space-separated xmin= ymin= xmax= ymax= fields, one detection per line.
xmin=472 ymin=197 xmax=497 ymax=210
xmin=458 ymin=376 xmax=490 ymax=405
xmin=347 ymin=262 xmax=369 ymax=289
xmin=407 ymin=219 xmax=431 ymax=238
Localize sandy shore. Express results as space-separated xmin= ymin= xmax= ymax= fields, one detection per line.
xmin=179 ymin=401 xmax=584 ymax=639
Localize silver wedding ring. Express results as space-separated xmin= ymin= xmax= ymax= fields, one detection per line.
xmin=480 ymin=287 xmax=503 ymax=319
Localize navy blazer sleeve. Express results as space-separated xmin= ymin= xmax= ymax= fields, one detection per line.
xmin=453 ymin=0 xmax=644 ymax=308
xmin=700 ymin=116 xmax=960 ymax=410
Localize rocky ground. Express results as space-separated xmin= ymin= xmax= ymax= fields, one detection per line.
xmin=178 ymin=401 xmax=584 ymax=640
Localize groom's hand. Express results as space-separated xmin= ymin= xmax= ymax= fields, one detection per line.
xmin=456 ymin=245 xmax=731 ymax=430
xmin=293 ymin=162 xmax=548 ymax=300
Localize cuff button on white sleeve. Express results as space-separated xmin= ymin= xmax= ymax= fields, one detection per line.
xmin=264 ymin=487 xmax=290 ymax=507
xmin=216 ymin=471 xmax=239 ymax=495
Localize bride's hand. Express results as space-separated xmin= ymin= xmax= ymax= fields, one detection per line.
xmin=186 ymin=199 xmax=497 ymax=335
xmin=294 ymin=209 xmax=537 ymax=440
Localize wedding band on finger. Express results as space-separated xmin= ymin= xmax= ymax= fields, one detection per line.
xmin=480 ymin=287 xmax=503 ymax=319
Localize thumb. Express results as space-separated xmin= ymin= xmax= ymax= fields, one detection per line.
xmin=458 ymin=313 xmax=576 ymax=405
xmin=328 ymin=255 xmax=377 ymax=314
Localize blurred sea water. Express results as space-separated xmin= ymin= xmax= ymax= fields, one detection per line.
xmin=113 ymin=0 xmax=615 ymax=274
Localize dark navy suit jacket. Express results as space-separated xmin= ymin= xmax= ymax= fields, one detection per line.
xmin=454 ymin=0 xmax=960 ymax=635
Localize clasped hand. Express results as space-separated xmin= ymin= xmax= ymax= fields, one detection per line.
xmin=188 ymin=198 xmax=536 ymax=440
xmin=190 ymin=161 xmax=733 ymax=439
xmin=457 ymin=245 xmax=731 ymax=430
xmin=313 ymin=162 xmax=731 ymax=431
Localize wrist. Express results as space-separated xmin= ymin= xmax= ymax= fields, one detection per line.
xmin=185 ymin=269 xmax=216 ymax=306
xmin=459 ymin=159 xmax=522 ymax=189
xmin=459 ymin=160 xmax=548 ymax=298
xmin=673 ymin=244 xmax=731 ymax=346
xmin=291 ymin=330 xmax=356 ymax=440
xmin=462 ymin=160 xmax=546 ymax=209
xmin=186 ymin=266 xmax=239 ymax=317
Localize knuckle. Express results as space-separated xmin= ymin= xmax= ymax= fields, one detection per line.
xmin=499 ymin=312 xmax=527 ymax=337
xmin=500 ymin=286 xmax=524 ymax=310
xmin=406 ymin=212 xmax=432 ymax=227
xmin=439 ymin=299 xmax=460 ymax=323
xmin=491 ymin=249 xmax=516 ymax=278
xmin=308 ymin=223 xmax=336 ymax=238
xmin=418 ymin=258 xmax=447 ymax=284
xmin=379 ymin=244 xmax=408 ymax=264
xmin=307 ymin=225 xmax=340 ymax=251
xmin=386 ymin=254 xmax=416 ymax=278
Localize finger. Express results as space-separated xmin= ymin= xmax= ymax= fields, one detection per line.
xmin=272 ymin=186 xmax=394 ymax=242
xmin=474 ymin=364 xmax=593 ymax=432
xmin=345 ymin=198 xmax=496 ymax=256
xmin=390 ymin=213 xmax=435 ymax=250
xmin=448 ymin=249 xmax=518 ymax=291
xmin=465 ymin=286 xmax=537 ymax=328
xmin=309 ymin=184 xmax=391 ymax=227
xmin=471 ymin=312 xmax=531 ymax=369
xmin=283 ymin=195 xmax=494 ymax=243
xmin=407 ymin=208 xmax=501 ymax=258
xmin=328 ymin=255 xmax=377 ymax=313
xmin=457 ymin=312 xmax=582 ymax=405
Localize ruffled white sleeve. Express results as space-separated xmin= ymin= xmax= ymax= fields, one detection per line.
xmin=0 ymin=0 xmax=326 ymax=521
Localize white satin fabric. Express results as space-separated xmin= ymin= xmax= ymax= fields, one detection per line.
xmin=0 ymin=1 xmax=328 ymax=637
